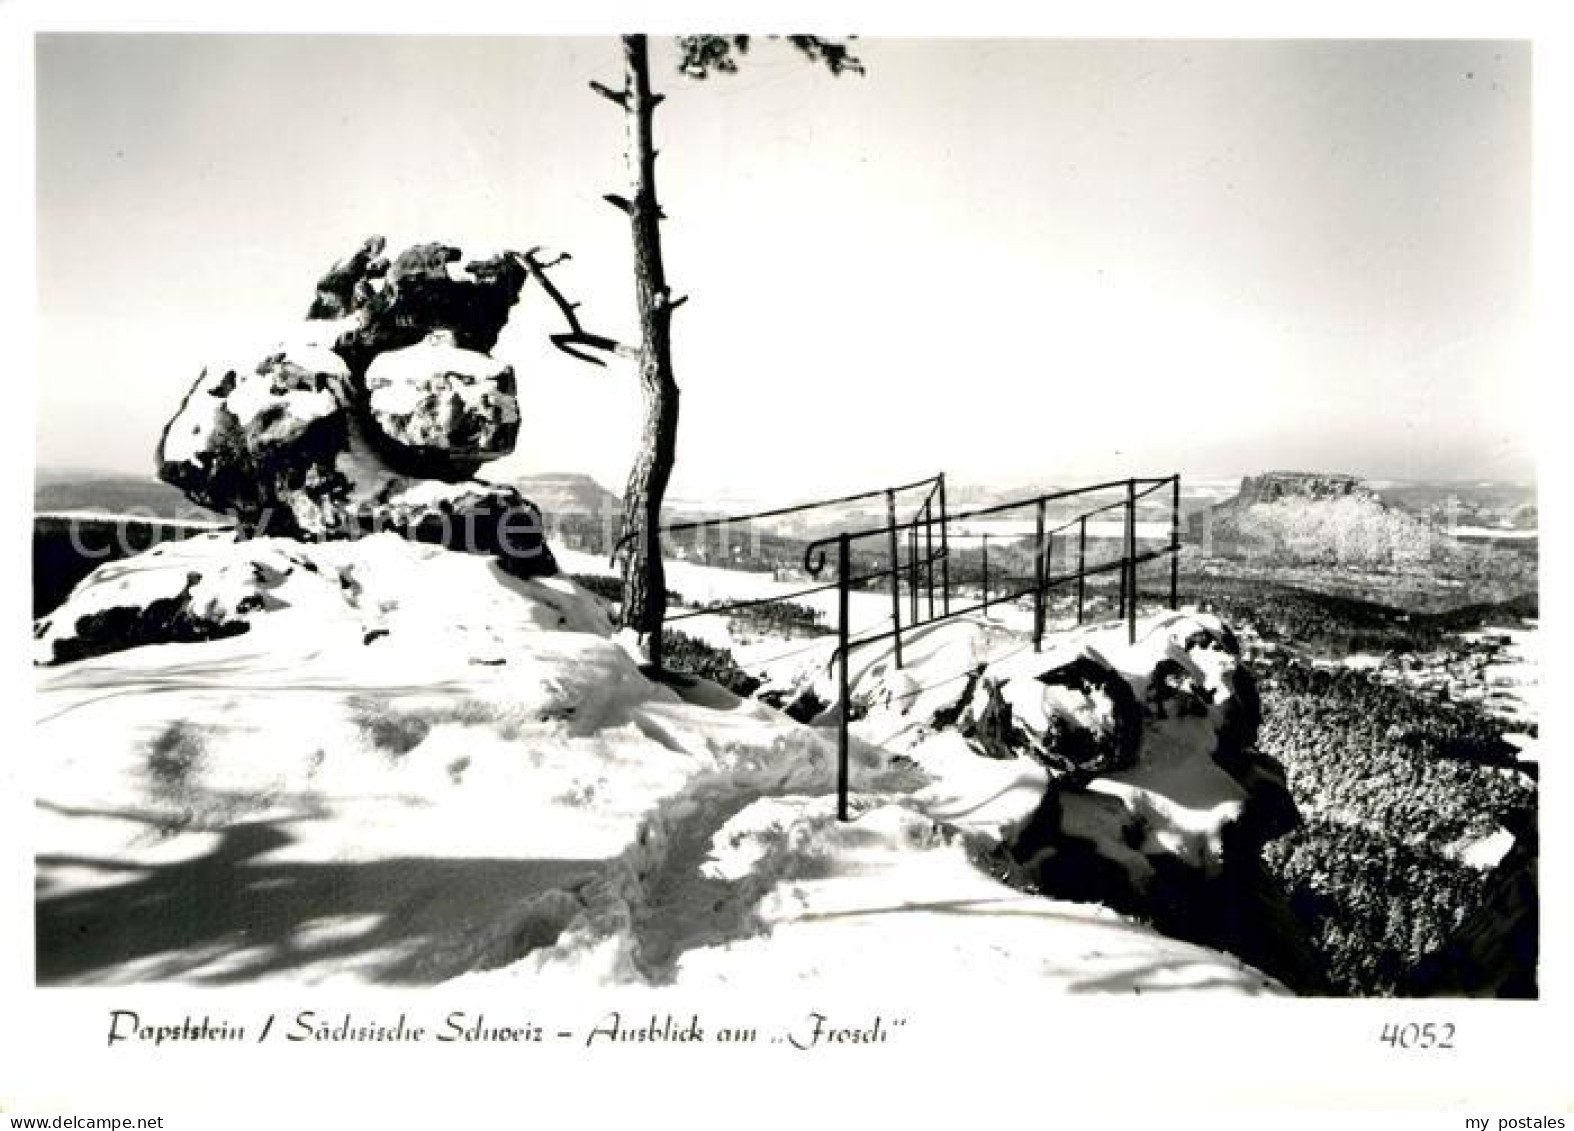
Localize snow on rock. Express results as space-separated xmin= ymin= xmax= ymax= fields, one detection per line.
xmin=935 ymin=612 xmax=1289 ymax=889
xmin=157 ymin=346 xmax=353 ymax=533
xmin=789 ymin=609 xmax=1303 ymax=979
xmin=154 ymin=237 xmax=552 ymax=572
xmin=315 ymin=241 xmax=530 ymax=366
xmin=364 ymin=331 xmax=520 ymax=478
xmin=33 ymin=532 xmax=603 ymax=667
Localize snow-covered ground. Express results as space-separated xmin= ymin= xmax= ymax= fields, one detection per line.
xmin=34 ymin=534 xmax=1282 ymax=992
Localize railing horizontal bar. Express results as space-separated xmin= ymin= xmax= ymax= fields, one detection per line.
xmin=835 ymin=593 xmax=1029 ymax=654
xmin=1046 ymin=497 xmax=1128 ymax=534
xmin=835 ymin=546 xmax=1179 ymax=657
xmin=1039 ymin=482 xmax=1176 ymax=537
xmin=656 ymin=474 xmax=942 ymax=537
xmin=991 ymin=547 xmax=1176 ymax=589
xmin=944 ymin=477 xmax=1174 ymax=525
xmin=804 ymin=478 xmax=1174 ymax=562
xmin=1131 ymin=476 xmax=1176 ymax=503
xmin=667 ymin=550 xmax=952 ymax=624
xmin=804 ymin=520 xmax=953 ymax=566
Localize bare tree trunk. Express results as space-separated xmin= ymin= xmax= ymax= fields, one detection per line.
xmin=613 ymin=35 xmax=681 ymax=669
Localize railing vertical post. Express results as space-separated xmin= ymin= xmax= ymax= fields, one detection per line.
xmin=1117 ymin=509 xmax=1128 ymax=620
xmin=938 ymin=474 xmax=951 ymax=615
xmin=908 ymin=522 xmax=919 ymax=625
xmin=1125 ymin=478 xmax=1137 ymax=645
xmin=1045 ymin=532 xmax=1055 ymax=634
xmin=836 ymin=533 xmax=851 ymax=823
xmin=1170 ymin=473 xmax=1181 ymax=611
xmin=924 ymin=500 xmax=935 ymax=621
xmin=1076 ymin=515 xmax=1087 ymax=625
xmin=1033 ymin=498 xmax=1046 ymax=652
xmin=981 ymin=533 xmax=990 ymax=613
xmin=884 ymin=489 xmax=904 ymax=670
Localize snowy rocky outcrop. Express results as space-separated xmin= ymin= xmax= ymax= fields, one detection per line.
xmin=33 ymin=532 xmax=610 ymax=667
xmin=894 ymin=613 xmax=1299 ymax=887
xmin=155 ymin=236 xmax=551 ymax=572
xmin=841 ymin=611 xmax=1316 ymax=988
xmin=986 ymin=614 xmax=1296 ymax=878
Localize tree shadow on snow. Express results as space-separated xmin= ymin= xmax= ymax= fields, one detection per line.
xmin=35 ymin=807 xmax=602 ymax=986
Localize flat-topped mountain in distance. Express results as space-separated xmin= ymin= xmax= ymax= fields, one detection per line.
xmin=1230 ymin=470 xmax=1535 ymax=528
xmin=1195 ymin=469 xmax=1534 ymax=535
xmin=495 ymin=471 xmax=621 ymax=519
xmin=1186 ymin=468 xmax=1536 ymax=611
xmin=1233 ymin=470 xmax=1377 ymax=505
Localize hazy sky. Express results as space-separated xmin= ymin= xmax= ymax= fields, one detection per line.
xmin=34 ymin=35 xmax=1532 ymax=496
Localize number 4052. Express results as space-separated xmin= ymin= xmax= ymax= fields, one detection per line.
xmin=1380 ymin=1022 xmax=1455 ymax=1049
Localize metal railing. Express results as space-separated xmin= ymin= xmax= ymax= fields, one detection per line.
xmin=802 ymin=474 xmax=1183 ymax=820
xmin=611 ymin=473 xmax=949 ymax=640
xmin=613 ymin=471 xmax=1183 ymax=822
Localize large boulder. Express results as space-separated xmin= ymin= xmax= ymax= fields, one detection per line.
xmin=364 ymin=332 xmax=520 ymax=478
xmin=923 ymin=613 xmax=1298 ymax=895
xmin=307 ymin=241 xmax=530 ymax=374
xmin=932 ymin=612 xmax=1313 ymax=988
xmin=154 ymin=237 xmax=555 ymax=576
xmin=156 ymin=345 xmax=353 ymax=536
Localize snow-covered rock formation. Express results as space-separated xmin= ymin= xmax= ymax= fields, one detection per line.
xmin=155 ymin=236 xmax=550 ymax=571
xmin=832 ymin=611 xmax=1315 ymax=987
xmin=33 ymin=532 xmax=608 ymax=667
xmin=364 ymin=332 xmax=520 ymax=477
xmin=972 ymin=612 xmax=1296 ymax=889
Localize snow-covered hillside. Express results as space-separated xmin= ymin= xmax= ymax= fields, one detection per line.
xmin=35 ymin=533 xmax=1284 ymax=993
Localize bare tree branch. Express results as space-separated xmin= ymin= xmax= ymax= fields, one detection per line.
xmin=519 ymin=249 xmax=637 ymax=366
xmin=605 ymin=193 xmax=666 ymax=221
xmin=588 ymin=79 xmax=627 ymax=107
